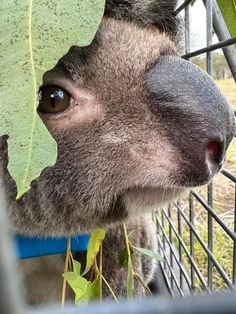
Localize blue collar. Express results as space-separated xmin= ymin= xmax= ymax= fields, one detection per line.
xmin=15 ymin=234 xmax=90 ymax=259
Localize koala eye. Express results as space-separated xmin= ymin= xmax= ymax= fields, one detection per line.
xmin=38 ymin=86 xmax=72 ymax=114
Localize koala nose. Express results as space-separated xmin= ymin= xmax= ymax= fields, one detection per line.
xmin=206 ymin=139 xmax=225 ymax=167
xmin=146 ymin=56 xmax=235 ymax=185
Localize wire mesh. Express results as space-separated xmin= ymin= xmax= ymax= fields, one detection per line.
xmin=156 ymin=0 xmax=236 ymax=297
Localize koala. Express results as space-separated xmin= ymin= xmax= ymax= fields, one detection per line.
xmin=0 ymin=0 xmax=235 ymax=305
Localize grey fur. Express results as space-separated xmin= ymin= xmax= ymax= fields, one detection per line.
xmin=0 ymin=0 xmax=235 ymax=305
xmin=105 ymin=0 xmax=179 ymax=37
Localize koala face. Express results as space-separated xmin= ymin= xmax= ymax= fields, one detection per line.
xmin=2 ymin=17 xmax=235 ymax=237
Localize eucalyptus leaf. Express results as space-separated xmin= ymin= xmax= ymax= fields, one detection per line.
xmin=217 ymin=0 xmax=236 ymax=46
xmin=63 ymin=272 xmax=89 ymax=292
xmin=82 ymin=229 xmax=106 ymax=275
xmin=75 ymin=282 xmax=92 ymax=305
xmin=0 ymin=0 xmax=105 ymax=198
xmin=133 ymin=247 xmax=164 ymax=262
xmin=90 ymin=277 xmax=101 ymax=300
xmin=75 ymin=278 xmax=100 ymax=304
xmin=127 ymin=231 xmax=134 ymax=241
xmin=127 ymin=256 xmax=134 ymax=298
xmin=72 ymin=259 xmax=82 ymax=275
xmin=63 ymin=271 xmax=91 ymax=304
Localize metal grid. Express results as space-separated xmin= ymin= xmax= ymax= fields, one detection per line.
xmin=155 ymin=0 xmax=236 ymax=297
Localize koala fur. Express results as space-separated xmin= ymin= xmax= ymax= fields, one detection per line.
xmin=0 ymin=0 xmax=235 ymax=305
xmin=105 ymin=0 xmax=179 ymax=37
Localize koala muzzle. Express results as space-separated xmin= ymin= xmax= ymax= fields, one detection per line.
xmin=146 ymin=56 xmax=235 ymax=186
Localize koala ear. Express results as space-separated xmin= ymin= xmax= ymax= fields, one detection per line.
xmin=38 ymin=73 xmax=102 ymax=131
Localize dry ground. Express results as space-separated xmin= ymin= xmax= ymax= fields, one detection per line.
xmin=216 ymin=78 xmax=236 ymax=109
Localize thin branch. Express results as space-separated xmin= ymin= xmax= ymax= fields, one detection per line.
xmin=101 ymin=274 xmax=119 ymax=303
xmin=122 ymin=223 xmax=133 ymax=272
xmin=61 ymin=237 xmax=71 ymax=308
xmin=99 ymin=243 xmax=103 ymax=301
xmin=123 ymin=223 xmax=152 ymax=296
xmin=134 ymin=273 xmax=152 ymax=295
xmin=69 ymin=252 xmax=74 ymax=267
xmin=89 ymin=263 xmax=96 ymax=281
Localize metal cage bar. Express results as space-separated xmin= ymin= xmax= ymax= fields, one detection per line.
xmin=32 ymin=292 xmax=236 ymax=314
xmin=156 ymin=0 xmax=236 ymax=297
xmin=0 ymin=178 xmax=24 ymax=314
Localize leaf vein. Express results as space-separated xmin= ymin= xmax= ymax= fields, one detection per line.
xmin=22 ymin=0 xmax=37 ymax=190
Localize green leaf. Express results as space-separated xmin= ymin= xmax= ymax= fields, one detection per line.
xmin=63 ymin=272 xmax=88 ymax=292
xmin=75 ymin=282 xmax=92 ymax=305
xmin=64 ymin=254 xmax=102 ymax=305
xmin=63 ymin=271 xmax=91 ymax=304
xmin=75 ymin=279 xmax=101 ymax=305
xmin=0 ymin=0 xmax=105 ymax=198
xmin=127 ymin=256 xmax=134 ymax=298
xmin=82 ymin=229 xmax=106 ymax=275
xmin=72 ymin=259 xmax=82 ymax=275
xmin=127 ymin=231 xmax=134 ymax=241
xmin=217 ymin=0 xmax=236 ymax=46
xmin=90 ymin=277 xmax=101 ymax=300
xmin=133 ymin=247 xmax=164 ymax=262
xmin=119 ymin=248 xmax=129 ymax=268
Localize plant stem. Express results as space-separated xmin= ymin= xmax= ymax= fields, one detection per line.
xmin=69 ymin=252 xmax=74 ymax=268
xmin=134 ymin=272 xmax=152 ymax=295
xmin=61 ymin=237 xmax=71 ymax=308
xmin=94 ymin=255 xmax=99 ymax=274
xmin=123 ymin=222 xmax=152 ymax=296
xmin=99 ymin=243 xmax=103 ymax=301
xmin=101 ymin=274 xmax=119 ymax=303
xmin=122 ymin=222 xmax=133 ymax=269
xmin=89 ymin=263 xmax=96 ymax=281
xmin=93 ymin=246 xmax=117 ymax=302
xmin=123 ymin=222 xmax=135 ymax=297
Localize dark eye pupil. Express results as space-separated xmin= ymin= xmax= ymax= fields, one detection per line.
xmin=50 ymin=90 xmax=64 ymax=108
xmin=50 ymin=94 xmax=56 ymax=108
xmin=38 ymin=86 xmax=71 ymax=114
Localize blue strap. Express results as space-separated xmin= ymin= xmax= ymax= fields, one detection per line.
xmin=14 ymin=234 xmax=90 ymax=259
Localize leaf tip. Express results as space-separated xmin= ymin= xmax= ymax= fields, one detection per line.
xmin=16 ymin=185 xmax=30 ymax=200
